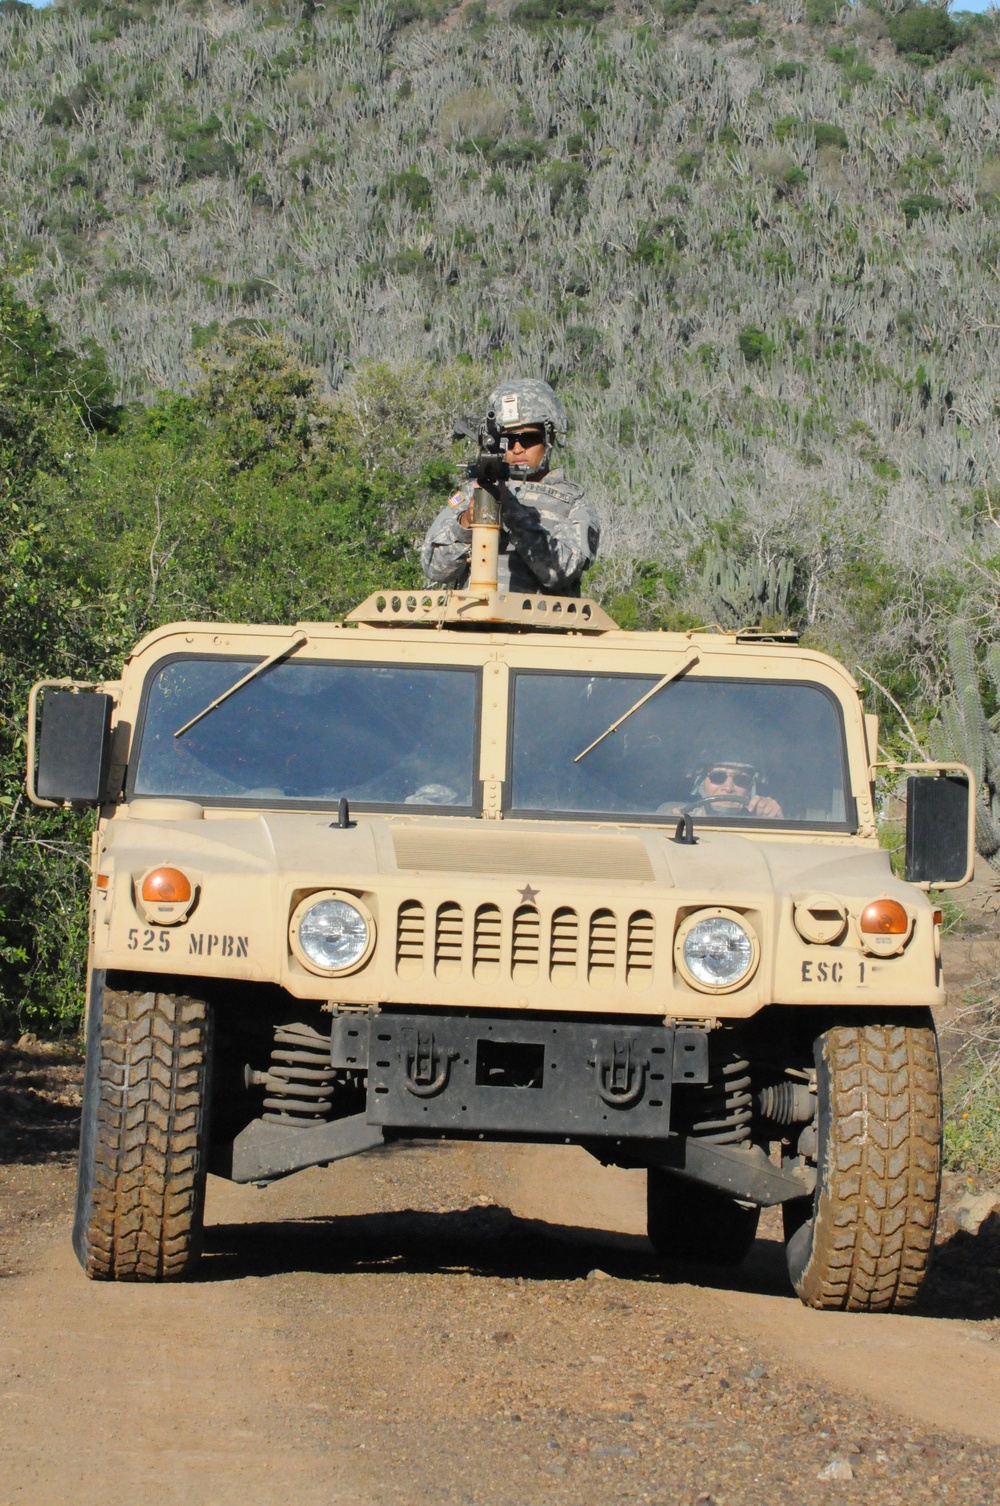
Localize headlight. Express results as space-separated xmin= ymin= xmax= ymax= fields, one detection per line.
xmin=290 ymin=890 xmax=375 ymax=976
xmin=675 ymin=908 xmax=759 ymax=993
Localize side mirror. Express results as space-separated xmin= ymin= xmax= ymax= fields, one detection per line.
xmin=28 ymin=683 xmax=115 ymax=807
xmin=904 ymin=772 xmax=975 ymax=888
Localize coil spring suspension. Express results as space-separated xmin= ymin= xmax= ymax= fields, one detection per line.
xmin=684 ymin=1056 xmax=753 ymax=1145
xmin=246 ymin=1022 xmax=336 ymax=1127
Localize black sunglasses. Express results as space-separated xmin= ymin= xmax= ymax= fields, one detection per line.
xmin=705 ymin=768 xmax=753 ymax=791
xmin=503 ymin=429 xmax=546 ymax=449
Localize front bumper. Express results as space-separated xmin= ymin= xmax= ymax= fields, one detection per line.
xmin=354 ymin=1012 xmax=710 ymax=1139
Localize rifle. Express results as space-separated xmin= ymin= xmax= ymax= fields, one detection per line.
xmin=452 ymin=409 xmax=529 ymax=592
xmin=453 ymin=407 xmax=530 ymax=489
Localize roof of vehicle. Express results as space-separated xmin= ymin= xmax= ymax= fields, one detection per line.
xmin=116 ymin=616 xmax=859 ymax=696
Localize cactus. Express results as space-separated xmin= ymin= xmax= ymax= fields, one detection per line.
xmin=698 ymin=548 xmax=795 ymax=629
xmin=930 ymin=622 xmax=1000 ymax=870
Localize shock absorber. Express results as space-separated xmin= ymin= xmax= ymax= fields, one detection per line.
xmin=245 ymin=1022 xmax=336 ymax=1127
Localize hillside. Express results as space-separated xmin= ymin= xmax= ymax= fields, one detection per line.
xmin=3 ymin=0 xmax=1000 ymax=661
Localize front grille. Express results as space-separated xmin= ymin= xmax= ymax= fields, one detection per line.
xmin=396 ymin=900 xmax=657 ymax=991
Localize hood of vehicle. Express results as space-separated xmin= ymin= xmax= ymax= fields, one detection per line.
xmin=105 ymin=808 xmax=895 ymax=903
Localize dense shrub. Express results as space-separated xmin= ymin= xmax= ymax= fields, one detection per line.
xmin=167 ymin=112 xmax=239 ymax=180
xmin=774 ymin=116 xmax=848 ymax=150
xmin=490 ymin=138 xmax=549 ymax=167
xmin=510 ymin=0 xmax=609 ymax=25
xmin=888 ymin=5 xmax=960 ymax=61
xmin=729 ymin=13 xmax=762 ymax=40
xmin=737 ymin=325 xmax=775 ymax=364
xmin=382 ymin=168 xmax=433 ymax=212
xmin=901 ymin=191 xmax=946 ymax=222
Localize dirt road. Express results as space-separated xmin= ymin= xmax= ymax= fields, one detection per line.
xmin=2 ymin=1093 xmax=999 ymax=1506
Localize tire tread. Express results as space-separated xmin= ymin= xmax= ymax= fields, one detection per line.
xmin=794 ymin=1023 xmax=941 ymax=1313
xmin=79 ymin=988 xmax=211 ymax=1282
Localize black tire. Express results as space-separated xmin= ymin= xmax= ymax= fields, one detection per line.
xmin=647 ymin=1167 xmax=760 ymax=1268
xmin=73 ymin=977 xmax=213 ymax=1281
xmin=785 ymin=1020 xmax=941 ymax=1312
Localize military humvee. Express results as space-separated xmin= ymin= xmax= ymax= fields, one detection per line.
xmin=28 ymin=512 xmax=974 ymax=1310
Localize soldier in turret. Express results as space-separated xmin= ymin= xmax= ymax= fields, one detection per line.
xmin=421 ymin=379 xmax=600 ymax=596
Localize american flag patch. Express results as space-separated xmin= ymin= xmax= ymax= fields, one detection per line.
xmin=448 ymin=490 xmax=465 ymax=510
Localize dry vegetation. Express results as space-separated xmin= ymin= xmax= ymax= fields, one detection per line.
xmin=2 ymin=0 xmax=1000 ymax=667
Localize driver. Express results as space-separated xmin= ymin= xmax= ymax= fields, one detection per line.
xmin=659 ymin=758 xmax=783 ymax=819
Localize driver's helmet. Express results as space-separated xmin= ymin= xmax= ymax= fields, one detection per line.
xmin=691 ymin=757 xmax=758 ymax=815
xmin=486 ymin=380 xmax=567 ymax=475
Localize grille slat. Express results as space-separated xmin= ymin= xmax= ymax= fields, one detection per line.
xmin=626 ymin=911 xmax=655 ymax=991
xmin=549 ymin=906 xmax=578 ymax=986
xmin=396 ymin=900 xmax=425 ymax=979
xmin=473 ymin=903 xmax=503 ymax=981
xmin=435 ymin=901 xmax=464 ymax=979
xmin=511 ymin=905 xmax=540 ymax=982
xmin=588 ymin=909 xmax=618 ymax=987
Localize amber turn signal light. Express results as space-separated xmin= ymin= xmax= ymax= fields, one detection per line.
xmin=140 ymin=867 xmax=193 ymax=904
xmin=859 ymin=899 xmax=909 ymax=935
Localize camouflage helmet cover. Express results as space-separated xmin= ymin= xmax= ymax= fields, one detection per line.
xmin=487 ymin=379 xmax=568 ymax=439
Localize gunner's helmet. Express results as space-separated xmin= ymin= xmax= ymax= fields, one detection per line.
xmin=485 ymin=379 xmax=567 ymax=475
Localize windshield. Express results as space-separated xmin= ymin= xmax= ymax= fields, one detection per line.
xmin=130 ymin=657 xmax=480 ymax=810
xmin=509 ymin=672 xmax=852 ymax=828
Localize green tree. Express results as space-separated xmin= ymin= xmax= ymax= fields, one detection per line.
xmin=0 ymin=282 xmax=119 ymax=1034
xmin=0 ymin=310 xmax=459 ymax=1035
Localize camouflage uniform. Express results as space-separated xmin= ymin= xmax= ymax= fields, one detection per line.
xmin=421 ymin=378 xmax=600 ymax=596
xmin=421 ymin=472 xmax=600 ymax=596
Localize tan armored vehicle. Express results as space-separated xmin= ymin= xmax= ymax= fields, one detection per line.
xmin=28 ymin=510 xmax=974 ymax=1309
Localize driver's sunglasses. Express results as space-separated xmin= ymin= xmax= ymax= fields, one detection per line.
xmin=503 ymin=428 xmax=546 ymax=450
xmin=705 ymin=768 xmax=753 ymax=791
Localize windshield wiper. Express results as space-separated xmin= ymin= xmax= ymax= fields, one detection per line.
xmin=174 ymin=630 xmax=309 ymax=738
xmin=573 ymin=649 xmax=699 ymax=763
